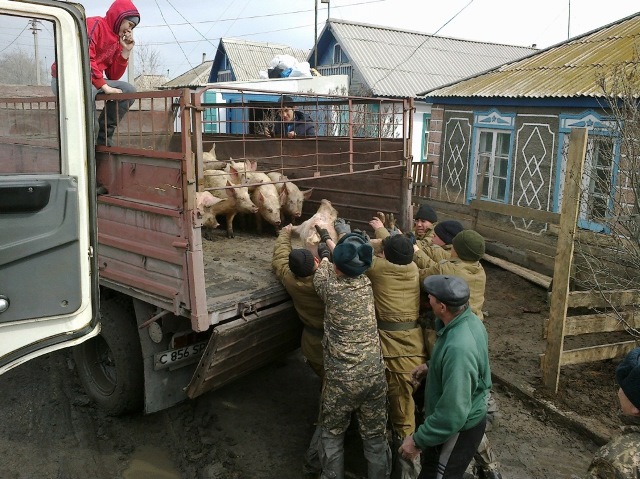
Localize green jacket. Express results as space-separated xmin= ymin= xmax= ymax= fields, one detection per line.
xmin=413 ymin=307 xmax=491 ymax=449
xmin=272 ymin=229 xmax=325 ymax=369
xmin=365 ymin=256 xmax=426 ymax=373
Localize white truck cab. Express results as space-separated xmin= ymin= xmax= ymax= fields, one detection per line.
xmin=0 ymin=1 xmax=99 ymax=374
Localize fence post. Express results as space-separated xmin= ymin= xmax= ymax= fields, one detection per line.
xmin=541 ymin=128 xmax=588 ymax=393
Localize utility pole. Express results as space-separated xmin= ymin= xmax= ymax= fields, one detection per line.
xmin=29 ymin=19 xmax=41 ymax=85
xmin=314 ymin=0 xmax=318 ymax=67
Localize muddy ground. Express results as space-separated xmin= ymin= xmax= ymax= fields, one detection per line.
xmin=0 ymin=259 xmax=627 ymax=479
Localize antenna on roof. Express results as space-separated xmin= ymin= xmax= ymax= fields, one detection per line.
xmin=567 ymin=0 xmax=571 ymax=39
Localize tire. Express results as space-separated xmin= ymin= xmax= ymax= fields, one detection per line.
xmin=73 ymin=297 xmax=144 ymax=415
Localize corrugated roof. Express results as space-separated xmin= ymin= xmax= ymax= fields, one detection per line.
xmin=163 ymin=61 xmax=213 ymax=88
xmin=423 ymin=12 xmax=640 ymax=99
xmin=322 ymin=19 xmax=536 ymax=98
xmin=221 ymin=38 xmax=309 ymax=81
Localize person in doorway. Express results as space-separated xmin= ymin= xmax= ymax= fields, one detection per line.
xmin=399 ymin=275 xmax=491 ymax=479
xmin=265 ymin=95 xmax=316 ymax=138
xmin=584 ymin=347 xmax=640 ymax=478
xmin=313 ymin=231 xmax=391 ymax=479
xmin=52 ymin=0 xmax=140 ymax=147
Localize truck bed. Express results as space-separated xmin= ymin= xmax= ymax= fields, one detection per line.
xmin=201 ymin=227 xmax=296 ymax=323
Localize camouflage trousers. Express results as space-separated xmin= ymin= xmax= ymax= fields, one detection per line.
xmin=321 ymin=371 xmax=388 ymax=439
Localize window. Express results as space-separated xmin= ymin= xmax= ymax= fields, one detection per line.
xmin=475 ymin=130 xmax=511 ymax=201
xmin=421 ymin=114 xmax=431 ymax=161
xmin=333 ymin=44 xmax=347 ymax=64
xmin=581 ymin=136 xmax=614 ymax=223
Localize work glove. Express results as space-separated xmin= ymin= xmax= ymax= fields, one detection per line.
xmin=314 ymin=224 xmax=331 ymax=243
xmin=404 ymin=232 xmax=416 ymax=245
xmin=317 ymin=242 xmax=331 ymax=260
xmin=334 ymin=218 xmax=351 ymax=236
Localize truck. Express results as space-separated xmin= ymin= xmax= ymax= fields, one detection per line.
xmin=0 ymin=0 xmax=412 ymax=414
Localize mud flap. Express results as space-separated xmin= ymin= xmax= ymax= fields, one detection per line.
xmin=186 ymin=300 xmax=302 ymax=399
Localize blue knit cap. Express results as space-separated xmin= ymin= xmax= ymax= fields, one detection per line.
xmin=332 ymin=233 xmax=373 ymax=277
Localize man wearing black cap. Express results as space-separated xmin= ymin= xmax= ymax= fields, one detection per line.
xmin=265 ymin=95 xmax=316 ymax=138
xmin=414 ymin=220 xmax=464 ymax=266
xmin=584 ymin=347 xmax=640 ymax=478
xmin=272 ymin=224 xmax=326 ymax=476
xmin=313 ymin=232 xmax=391 ymax=479
xmin=370 ymin=203 xmax=438 ymax=256
xmin=399 ymin=275 xmax=491 ymax=479
xmin=366 ymin=234 xmax=426 ymax=478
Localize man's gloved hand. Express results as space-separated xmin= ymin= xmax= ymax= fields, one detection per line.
xmin=315 ymin=224 xmax=331 ymax=243
xmin=334 ymin=218 xmax=351 ymax=236
xmin=317 ymin=242 xmax=331 ymax=260
xmin=404 ymin=232 xmax=416 ymax=245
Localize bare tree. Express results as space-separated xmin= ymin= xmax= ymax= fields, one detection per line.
xmin=0 ymin=48 xmax=47 ymax=85
xmin=135 ymin=43 xmax=163 ymax=77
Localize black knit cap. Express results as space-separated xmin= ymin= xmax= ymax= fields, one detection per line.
xmin=434 ymin=220 xmax=464 ymax=245
xmin=616 ymin=347 xmax=640 ymax=409
xmin=383 ymin=234 xmax=414 ymax=265
xmin=421 ymin=275 xmax=470 ymax=307
xmin=415 ymin=204 xmax=437 ymax=223
xmin=333 ymin=233 xmax=373 ymax=277
xmin=289 ymin=249 xmax=315 ymax=277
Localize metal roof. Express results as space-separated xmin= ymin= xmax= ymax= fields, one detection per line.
xmin=320 ymin=19 xmax=536 ymax=98
xmin=163 ymin=61 xmax=213 ymax=88
xmin=423 ymin=12 xmax=640 ymax=99
xmin=220 ymin=38 xmax=309 ymax=81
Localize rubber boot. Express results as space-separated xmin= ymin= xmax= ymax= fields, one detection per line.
xmin=362 ymin=435 xmax=391 ymax=479
xmin=303 ymin=425 xmax=322 ymax=476
xmin=473 ymin=434 xmax=503 ymax=479
xmin=319 ymin=429 xmax=345 ymax=479
xmin=391 ymin=435 xmax=421 ymax=479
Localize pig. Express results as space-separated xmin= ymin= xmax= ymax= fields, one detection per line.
xmin=250 ymin=181 xmax=284 ymax=234
xmin=202 ymin=143 xmax=216 ymax=162
xmin=267 ymin=172 xmax=313 ymax=225
xmin=291 ymin=199 xmax=339 ymax=257
xmin=203 ymin=170 xmax=259 ymax=238
xmin=195 ymin=191 xmax=222 ymax=230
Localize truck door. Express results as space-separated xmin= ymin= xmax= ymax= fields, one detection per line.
xmin=0 ymin=1 xmax=98 ymax=373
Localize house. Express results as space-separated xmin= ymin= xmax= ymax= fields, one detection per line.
xmin=134 ymin=74 xmax=168 ymax=91
xmin=419 ymin=12 xmax=640 ymax=276
xmin=208 ymin=38 xmax=308 ymax=83
xmin=163 ymin=58 xmax=213 ymax=89
xmin=308 ymin=19 xmax=536 ymax=163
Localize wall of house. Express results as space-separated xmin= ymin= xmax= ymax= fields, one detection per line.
xmin=422 ymin=102 xmax=629 ymax=276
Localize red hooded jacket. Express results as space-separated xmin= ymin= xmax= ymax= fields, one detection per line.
xmin=51 ymin=0 xmax=140 ymax=90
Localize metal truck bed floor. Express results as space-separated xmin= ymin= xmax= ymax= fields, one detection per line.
xmin=201 ymin=228 xmax=293 ymax=318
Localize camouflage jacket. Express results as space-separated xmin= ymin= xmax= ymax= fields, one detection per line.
xmin=413 ymin=244 xmax=452 ymax=267
xmin=585 ymin=429 xmax=640 ymax=479
xmin=313 ymin=258 xmax=385 ymax=381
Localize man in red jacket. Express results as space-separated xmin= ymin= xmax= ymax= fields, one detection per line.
xmin=51 ymin=0 xmax=140 ymax=147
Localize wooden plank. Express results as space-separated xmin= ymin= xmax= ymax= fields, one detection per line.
xmin=542 ymin=128 xmax=588 ymax=393
xmin=562 ymin=310 xmax=640 ymax=336
xmin=567 ymin=289 xmax=640 ymax=309
xmin=470 ymin=199 xmax=560 ymax=224
xmin=483 ymin=254 xmax=552 ymax=289
xmin=559 ymin=341 xmax=638 ymax=366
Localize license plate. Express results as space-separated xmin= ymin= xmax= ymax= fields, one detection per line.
xmin=154 ymin=341 xmax=207 ymax=370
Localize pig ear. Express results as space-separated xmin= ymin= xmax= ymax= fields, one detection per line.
xmin=302 ymin=188 xmax=313 ymax=200
xmin=279 ymin=187 xmax=287 ymax=204
xmin=249 ymin=160 xmax=257 ymax=171
xmin=225 ymin=180 xmax=235 ymax=198
xmin=200 ymin=191 xmax=217 ymax=207
xmin=228 ymin=167 xmax=240 ymax=183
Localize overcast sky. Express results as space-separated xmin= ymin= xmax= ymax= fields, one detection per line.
xmin=81 ymin=0 xmax=639 ymax=79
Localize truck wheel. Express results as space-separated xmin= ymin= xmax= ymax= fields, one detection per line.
xmin=73 ymin=297 xmax=144 ymax=415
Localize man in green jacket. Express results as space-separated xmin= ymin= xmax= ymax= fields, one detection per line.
xmin=399 ymin=275 xmax=491 ymax=479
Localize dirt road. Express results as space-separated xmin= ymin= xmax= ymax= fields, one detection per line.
xmin=0 ymin=262 xmax=616 ymax=479
xmin=0 ymin=348 xmax=597 ymax=479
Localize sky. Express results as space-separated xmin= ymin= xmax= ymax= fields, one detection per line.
xmin=10 ymin=0 xmax=640 ymax=81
